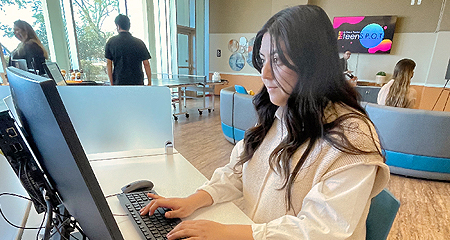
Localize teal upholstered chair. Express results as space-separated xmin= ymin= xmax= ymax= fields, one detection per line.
xmin=366 ymin=189 xmax=400 ymax=240
xmin=364 ymin=102 xmax=450 ymax=181
xmin=220 ymin=86 xmax=257 ymax=144
xmin=234 ymin=85 xmax=248 ymax=94
xmin=355 ymin=86 xmax=381 ymax=103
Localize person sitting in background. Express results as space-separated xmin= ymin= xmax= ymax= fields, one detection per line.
xmin=8 ymin=20 xmax=48 ymax=75
xmin=339 ymin=50 xmax=351 ymax=72
xmin=377 ymin=58 xmax=417 ymax=108
xmin=339 ymin=50 xmax=358 ymax=87
xmin=140 ymin=5 xmax=389 ymax=240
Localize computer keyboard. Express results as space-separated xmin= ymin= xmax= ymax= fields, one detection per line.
xmin=117 ymin=190 xmax=181 ymax=240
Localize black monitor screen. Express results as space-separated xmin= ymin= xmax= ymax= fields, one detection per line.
xmin=333 ymin=15 xmax=397 ymax=54
xmin=12 ymin=59 xmax=28 ymax=71
xmin=43 ymin=62 xmax=67 ymax=86
xmin=6 ymin=67 xmax=123 ymax=240
xmin=446 ymin=58 xmax=450 ymax=80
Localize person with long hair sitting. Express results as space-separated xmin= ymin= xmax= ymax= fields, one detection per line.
xmin=140 ymin=5 xmax=389 ymax=239
xmin=8 ymin=20 xmax=48 ymax=75
xmin=377 ymin=58 xmax=417 ymax=108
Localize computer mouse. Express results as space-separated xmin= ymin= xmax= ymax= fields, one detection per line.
xmin=121 ymin=180 xmax=154 ymax=193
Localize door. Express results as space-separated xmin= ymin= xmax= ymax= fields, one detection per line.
xmin=177 ymin=26 xmax=195 ymax=75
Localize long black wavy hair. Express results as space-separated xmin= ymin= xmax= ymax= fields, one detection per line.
xmin=235 ymin=5 xmax=383 ymax=210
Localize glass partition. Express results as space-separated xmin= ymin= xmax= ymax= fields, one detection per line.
xmin=59 ymin=86 xmax=173 ymax=154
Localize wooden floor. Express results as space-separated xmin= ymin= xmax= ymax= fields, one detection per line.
xmin=173 ymin=97 xmax=450 ymax=240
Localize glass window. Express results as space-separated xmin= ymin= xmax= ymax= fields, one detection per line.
xmin=70 ymin=0 xmax=121 ymax=81
xmin=176 ymin=0 xmax=195 ymax=28
xmin=176 ymin=0 xmax=195 ymax=75
xmin=1 ymin=0 xmax=207 ymax=82
xmin=0 ymin=1 xmax=49 ymax=67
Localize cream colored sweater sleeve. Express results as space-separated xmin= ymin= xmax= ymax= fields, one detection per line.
xmin=199 ymin=140 xmax=245 ymax=204
xmin=251 ymin=164 xmax=377 ymax=240
xmin=200 ymin=140 xmax=378 ymax=239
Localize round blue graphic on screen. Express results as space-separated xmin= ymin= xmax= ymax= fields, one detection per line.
xmin=359 ymin=23 xmax=384 ymax=49
xmin=229 ymin=52 xmax=245 ymax=71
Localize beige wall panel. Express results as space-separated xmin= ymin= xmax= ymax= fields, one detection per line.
xmin=271 ymin=0 xmax=308 ymax=14
xmin=209 ymin=1 xmax=450 ymax=97
xmin=209 ymin=0 xmax=271 ymax=33
xmin=210 ymin=32 xmax=448 ymax=87
xmin=424 ymin=31 xmax=450 ymax=86
xmin=440 ymin=1 xmax=450 ymax=31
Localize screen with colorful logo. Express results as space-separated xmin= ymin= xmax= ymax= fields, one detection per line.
xmin=333 ymin=16 xmax=397 ymax=54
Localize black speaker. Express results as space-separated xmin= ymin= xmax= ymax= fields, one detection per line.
xmin=446 ymin=58 xmax=450 ymax=80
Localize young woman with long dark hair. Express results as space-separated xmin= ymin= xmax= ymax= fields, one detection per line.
xmin=140 ymin=5 xmax=390 ymax=239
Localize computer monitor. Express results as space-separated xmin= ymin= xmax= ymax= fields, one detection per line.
xmin=11 ymin=59 xmax=28 ymax=71
xmin=6 ymin=67 xmax=123 ymax=240
xmin=445 ymin=58 xmax=450 ymax=80
xmin=43 ymin=62 xmax=67 ymax=86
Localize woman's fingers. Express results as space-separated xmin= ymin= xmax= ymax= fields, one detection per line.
xmin=140 ymin=195 xmax=199 ymax=219
xmin=146 ymin=193 xmax=160 ymax=199
xmin=167 ymin=221 xmax=194 ymax=240
xmin=166 ymin=220 xmax=225 ymax=240
xmin=163 ymin=206 xmax=189 ymax=219
xmin=139 ymin=193 xmax=164 ymax=215
xmin=139 ymin=199 xmax=156 ymax=215
xmin=140 ymin=196 xmax=179 ymax=216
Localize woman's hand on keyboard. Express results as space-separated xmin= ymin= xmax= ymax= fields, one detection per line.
xmin=140 ymin=190 xmax=213 ymax=219
xmin=166 ymin=220 xmax=253 ymax=240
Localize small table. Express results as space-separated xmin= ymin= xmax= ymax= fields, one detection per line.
xmin=150 ymin=74 xmax=228 ymax=120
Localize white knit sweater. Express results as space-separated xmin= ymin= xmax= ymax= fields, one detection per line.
xmin=200 ymin=103 xmax=390 ymax=239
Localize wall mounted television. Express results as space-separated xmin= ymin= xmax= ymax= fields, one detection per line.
xmin=333 ymin=16 xmax=397 ymax=54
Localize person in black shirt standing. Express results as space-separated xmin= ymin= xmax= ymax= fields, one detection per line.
xmin=105 ymin=14 xmax=152 ymax=85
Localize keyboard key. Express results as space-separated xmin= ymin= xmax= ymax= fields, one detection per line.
xmin=117 ymin=190 xmax=181 ymax=240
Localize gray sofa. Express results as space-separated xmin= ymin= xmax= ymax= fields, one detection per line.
xmin=220 ymin=86 xmax=257 ymax=143
xmin=355 ymin=86 xmax=381 ymax=103
xmin=219 ymin=85 xmax=382 ymax=143
xmin=219 ymin=86 xmax=450 ymax=180
xmin=363 ymin=102 xmax=450 ymax=181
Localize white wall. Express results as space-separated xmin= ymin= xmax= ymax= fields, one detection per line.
xmin=348 ymin=33 xmax=434 ymax=85
xmin=348 ymin=32 xmax=450 ymax=87
xmin=426 ymin=31 xmax=450 ymax=86
xmin=210 ymin=31 xmax=450 ymax=87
